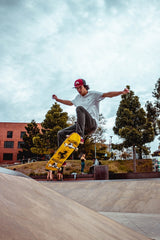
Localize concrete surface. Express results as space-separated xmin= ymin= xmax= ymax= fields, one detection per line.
xmin=43 ymin=179 xmax=160 ymax=213
xmin=0 ymin=167 xmax=30 ymax=178
xmin=42 ymin=179 xmax=160 ymax=240
xmin=101 ymin=212 xmax=160 ymax=240
xmin=0 ymin=172 xmax=150 ymax=240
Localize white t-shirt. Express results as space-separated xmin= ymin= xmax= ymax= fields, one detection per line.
xmin=72 ymin=90 xmax=104 ymax=125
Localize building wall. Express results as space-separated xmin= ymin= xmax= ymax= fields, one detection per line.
xmin=0 ymin=122 xmax=41 ymax=164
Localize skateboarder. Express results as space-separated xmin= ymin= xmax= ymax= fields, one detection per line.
xmin=52 ymin=79 xmax=129 ymax=146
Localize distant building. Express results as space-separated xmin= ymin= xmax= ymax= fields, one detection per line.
xmin=0 ymin=122 xmax=41 ymax=164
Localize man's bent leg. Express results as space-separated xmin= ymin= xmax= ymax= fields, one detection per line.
xmin=76 ymin=106 xmax=97 ymax=137
xmin=57 ymin=125 xmax=76 ymax=146
xmin=58 ymin=106 xmax=97 ymax=147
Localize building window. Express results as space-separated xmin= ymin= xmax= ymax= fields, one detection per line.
xmin=4 ymin=141 xmax=14 ymax=148
xmin=20 ymin=131 xmax=26 ymax=139
xmin=3 ymin=153 xmax=13 ymax=161
xmin=18 ymin=141 xmax=24 ymax=148
xmin=7 ymin=131 xmax=13 ymax=138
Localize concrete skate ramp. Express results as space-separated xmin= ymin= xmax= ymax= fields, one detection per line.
xmin=43 ymin=179 xmax=160 ymax=214
xmin=0 ymin=173 xmax=150 ymax=240
xmin=0 ymin=167 xmax=30 ymax=178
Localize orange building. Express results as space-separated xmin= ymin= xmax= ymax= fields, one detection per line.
xmin=0 ymin=122 xmax=41 ymax=164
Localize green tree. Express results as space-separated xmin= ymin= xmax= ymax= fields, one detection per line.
xmin=84 ymin=114 xmax=107 ymax=159
xmin=113 ymin=86 xmax=154 ymax=172
xmin=146 ymin=78 xmax=160 ymax=138
xmin=19 ymin=120 xmax=41 ymax=159
xmin=32 ymin=103 xmax=68 ymax=154
xmin=91 ymin=114 xmax=107 ymax=144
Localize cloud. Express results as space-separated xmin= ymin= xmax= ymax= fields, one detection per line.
xmin=0 ymin=0 xmax=160 ymax=151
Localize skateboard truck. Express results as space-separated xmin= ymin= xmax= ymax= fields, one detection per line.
xmin=48 ymin=162 xmax=59 ymax=169
xmin=64 ymin=143 xmax=78 ymax=151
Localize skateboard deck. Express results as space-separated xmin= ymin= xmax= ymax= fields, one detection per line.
xmin=45 ymin=132 xmax=81 ymax=171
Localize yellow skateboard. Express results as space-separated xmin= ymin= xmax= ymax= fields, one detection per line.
xmin=45 ymin=132 xmax=81 ymax=171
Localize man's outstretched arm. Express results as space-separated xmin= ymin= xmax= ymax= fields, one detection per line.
xmin=52 ymin=94 xmax=73 ymax=106
xmin=102 ymin=88 xmax=129 ymax=98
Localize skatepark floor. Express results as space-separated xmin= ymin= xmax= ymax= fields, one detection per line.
xmin=42 ymin=179 xmax=160 ymax=240
xmin=100 ymin=212 xmax=160 ymax=240
xmin=0 ymin=167 xmax=160 ymax=240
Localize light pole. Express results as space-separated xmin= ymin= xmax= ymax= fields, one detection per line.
xmin=95 ymin=137 xmax=96 ymax=159
xmin=109 ymin=136 xmax=113 ymax=153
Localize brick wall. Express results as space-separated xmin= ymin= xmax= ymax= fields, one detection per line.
xmin=0 ymin=122 xmax=41 ymax=164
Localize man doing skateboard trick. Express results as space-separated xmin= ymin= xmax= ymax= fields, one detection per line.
xmin=52 ymin=79 xmax=129 ymax=146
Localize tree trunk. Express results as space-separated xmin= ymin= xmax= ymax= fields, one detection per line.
xmin=133 ymin=145 xmax=136 ymax=173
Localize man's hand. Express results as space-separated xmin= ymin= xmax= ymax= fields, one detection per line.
xmin=102 ymin=88 xmax=130 ymax=98
xmin=52 ymin=94 xmax=58 ymax=100
xmin=52 ymin=94 xmax=73 ymax=106
xmin=123 ymin=88 xmax=130 ymax=94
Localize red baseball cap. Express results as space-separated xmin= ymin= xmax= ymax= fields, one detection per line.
xmin=74 ymin=79 xmax=86 ymax=88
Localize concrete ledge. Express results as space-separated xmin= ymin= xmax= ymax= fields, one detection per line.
xmin=94 ymin=165 xmax=109 ymax=180
xmin=31 ymin=171 xmax=160 ymax=181
xmin=31 ymin=173 xmax=94 ymax=181
xmin=109 ymin=172 xmax=160 ymax=179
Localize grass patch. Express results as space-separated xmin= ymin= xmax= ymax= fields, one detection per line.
xmin=6 ymin=159 xmax=152 ymax=176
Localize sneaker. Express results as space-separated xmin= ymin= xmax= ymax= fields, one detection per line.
xmin=80 ymin=137 xmax=84 ymax=144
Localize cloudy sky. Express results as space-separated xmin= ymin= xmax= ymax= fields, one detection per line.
xmin=0 ymin=0 xmax=160 ymax=152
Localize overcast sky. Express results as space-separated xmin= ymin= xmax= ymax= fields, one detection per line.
xmin=0 ymin=0 xmax=160 ymax=152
